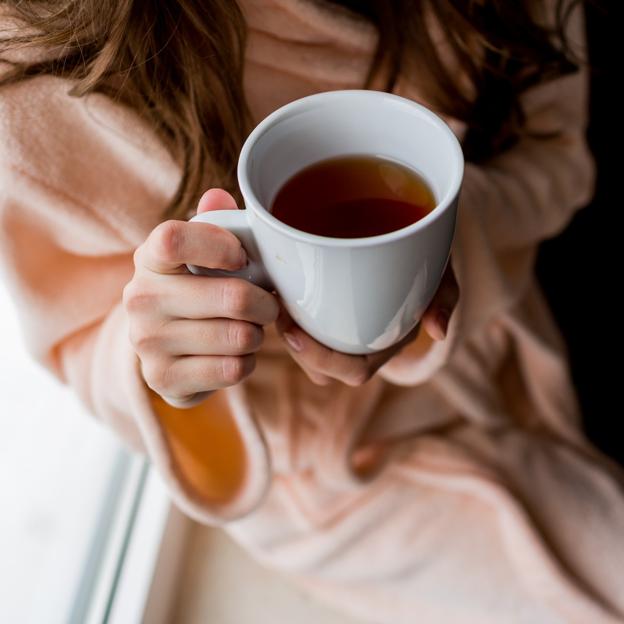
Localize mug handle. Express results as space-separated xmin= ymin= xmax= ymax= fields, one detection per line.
xmin=186 ymin=210 xmax=274 ymax=291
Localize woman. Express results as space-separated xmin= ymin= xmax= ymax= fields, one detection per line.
xmin=1 ymin=0 xmax=622 ymax=621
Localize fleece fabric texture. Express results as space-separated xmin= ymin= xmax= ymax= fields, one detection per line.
xmin=1 ymin=0 xmax=623 ymax=622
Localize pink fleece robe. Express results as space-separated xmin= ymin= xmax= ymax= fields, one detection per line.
xmin=1 ymin=0 xmax=623 ymax=622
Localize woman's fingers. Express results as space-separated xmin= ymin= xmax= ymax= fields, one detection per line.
xmin=421 ymin=259 xmax=460 ymax=340
xmin=135 ymin=318 xmax=264 ymax=357
xmin=197 ymin=188 xmax=239 ymax=214
xmin=273 ymin=258 xmax=460 ymax=389
xmin=277 ymin=315 xmax=424 ymax=387
xmin=134 ymin=273 xmax=279 ymax=326
xmin=282 ymin=328 xmax=365 ymax=386
xmin=142 ymin=353 xmax=257 ymax=401
xmin=136 ymin=218 xmax=247 ymax=275
xmin=125 ymin=187 xmax=283 ymax=404
xmin=276 ymin=306 xmax=371 ymax=387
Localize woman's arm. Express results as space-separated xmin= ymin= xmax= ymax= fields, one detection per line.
xmin=0 ymin=77 xmax=271 ymax=523
xmin=0 ymin=167 xmax=147 ymax=449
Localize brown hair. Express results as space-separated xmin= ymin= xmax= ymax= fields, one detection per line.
xmin=0 ymin=0 xmax=588 ymax=221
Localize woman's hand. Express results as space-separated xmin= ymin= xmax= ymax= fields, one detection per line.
xmin=274 ymin=261 xmax=459 ymax=387
xmin=123 ymin=189 xmax=280 ymax=408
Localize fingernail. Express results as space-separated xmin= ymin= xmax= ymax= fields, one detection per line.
xmin=283 ymin=331 xmax=303 ymax=352
xmin=238 ymin=247 xmax=248 ymax=267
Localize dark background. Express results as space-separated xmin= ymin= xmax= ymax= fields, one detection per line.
xmin=536 ymin=0 xmax=621 ymax=464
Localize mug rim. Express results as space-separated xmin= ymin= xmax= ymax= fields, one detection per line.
xmin=238 ymin=89 xmax=464 ymax=248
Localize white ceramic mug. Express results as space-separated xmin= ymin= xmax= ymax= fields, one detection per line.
xmin=187 ymin=89 xmax=464 ymax=355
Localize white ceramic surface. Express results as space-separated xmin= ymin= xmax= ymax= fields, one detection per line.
xmin=187 ymin=89 xmax=464 ymax=354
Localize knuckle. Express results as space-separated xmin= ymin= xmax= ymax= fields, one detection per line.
xmin=143 ymin=359 xmax=173 ymax=394
xmin=309 ymin=372 xmax=331 ymax=386
xmin=208 ymin=229 xmax=244 ymax=269
xmin=314 ymin=348 xmax=334 ymax=372
xmin=222 ymin=280 xmax=253 ymax=317
xmin=122 ymin=281 xmax=135 ymax=309
xmin=122 ymin=281 xmax=154 ymax=313
xmin=132 ymin=245 xmax=144 ymax=269
xmin=344 ymin=365 xmax=371 ymax=387
xmin=222 ymin=356 xmax=246 ymax=384
xmin=152 ymin=220 xmax=183 ymax=265
xmin=221 ymin=355 xmax=254 ymax=385
xmin=229 ymin=322 xmax=263 ymax=353
xmin=129 ymin=325 xmax=160 ymax=354
xmin=125 ymin=292 xmax=155 ymax=314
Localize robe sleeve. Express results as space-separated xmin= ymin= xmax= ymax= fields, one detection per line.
xmin=0 ymin=76 xmax=271 ymax=525
xmin=377 ymin=0 xmax=595 ymax=386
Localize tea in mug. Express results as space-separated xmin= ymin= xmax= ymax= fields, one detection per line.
xmin=270 ymin=154 xmax=436 ymax=238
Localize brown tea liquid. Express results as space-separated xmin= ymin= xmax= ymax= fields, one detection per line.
xmin=270 ymin=154 xmax=436 ymax=238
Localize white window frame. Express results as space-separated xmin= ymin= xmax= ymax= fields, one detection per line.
xmin=102 ymin=465 xmax=191 ymax=624
xmin=0 ymin=281 xmax=191 ymax=624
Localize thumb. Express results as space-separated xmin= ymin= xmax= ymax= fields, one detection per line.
xmin=197 ymin=188 xmax=238 ymax=214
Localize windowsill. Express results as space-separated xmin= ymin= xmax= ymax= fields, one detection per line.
xmin=166 ymin=522 xmax=366 ymax=623
xmin=0 ymin=281 xmax=187 ymax=623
